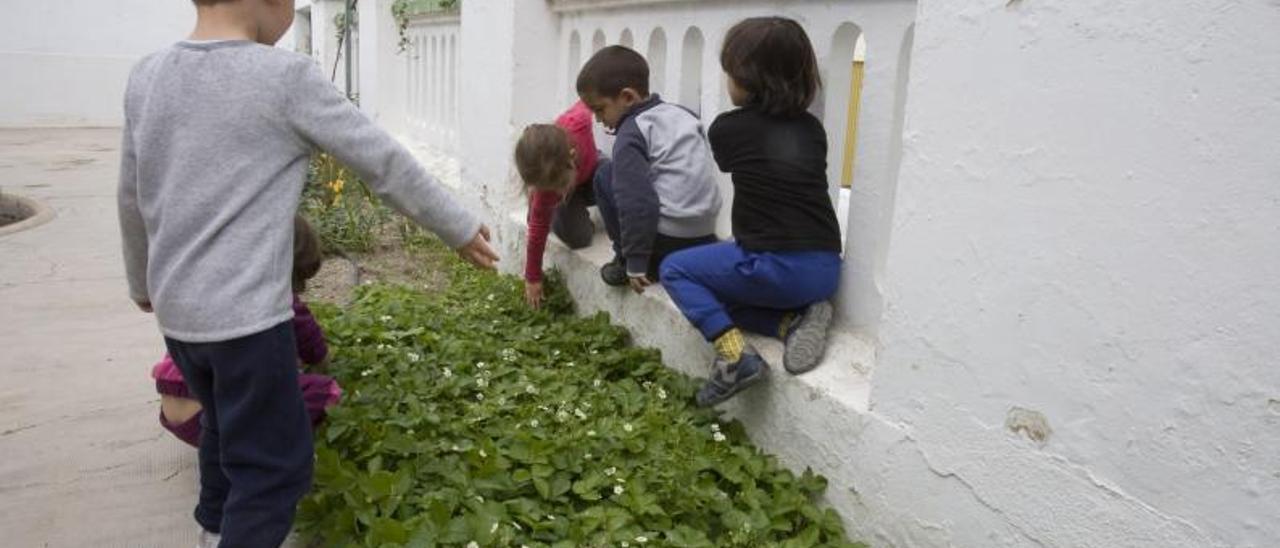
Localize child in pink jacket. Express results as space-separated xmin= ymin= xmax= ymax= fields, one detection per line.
xmin=150 ymin=216 xmax=340 ymax=447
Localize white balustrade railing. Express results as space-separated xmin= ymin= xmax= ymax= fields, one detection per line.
xmin=554 ymin=0 xmax=917 ymax=331
xmin=403 ymin=12 xmax=461 ymax=154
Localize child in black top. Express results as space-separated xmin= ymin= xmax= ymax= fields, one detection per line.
xmin=659 ymin=17 xmax=842 ymax=407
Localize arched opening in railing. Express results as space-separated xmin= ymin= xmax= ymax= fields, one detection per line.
xmin=592 ymin=29 xmax=606 ymax=53
xmin=647 ymin=27 xmax=668 ymax=98
xmin=680 ymin=26 xmax=704 ymax=116
xmin=449 ymin=33 xmax=458 ymax=135
xmin=620 ymin=28 xmax=634 ymax=49
xmin=823 ymin=22 xmax=867 ymax=230
xmin=567 ymin=30 xmax=581 ymax=100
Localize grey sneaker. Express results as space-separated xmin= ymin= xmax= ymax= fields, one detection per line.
xmin=600 ymin=256 xmax=628 ymax=286
xmin=696 ymin=346 xmax=769 ymax=407
xmin=783 ymin=301 xmax=833 ymax=374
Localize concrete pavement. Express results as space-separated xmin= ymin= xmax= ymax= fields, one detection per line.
xmin=0 ymin=128 xmax=199 ymax=546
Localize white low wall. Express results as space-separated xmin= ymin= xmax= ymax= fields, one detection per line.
xmin=0 ymin=0 xmax=193 ymax=127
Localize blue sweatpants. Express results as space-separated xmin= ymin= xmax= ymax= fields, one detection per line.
xmin=164 ymin=321 xmax=314 ymax=548
xmin=660 ymin=242 xmax=841 ymax=340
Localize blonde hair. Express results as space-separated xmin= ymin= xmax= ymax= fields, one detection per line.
xmin=514 ymin=124 xmax=575 ymax=192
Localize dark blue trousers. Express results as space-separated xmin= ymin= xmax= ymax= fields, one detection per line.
xmin=660 ymin=242 xmax=841 ymax=340
xmin=165 ymin=321 xmax=313 ymax=548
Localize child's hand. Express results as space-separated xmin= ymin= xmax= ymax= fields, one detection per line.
xmin=457 ymin=225 xmax=500 ymax=270
xmin=628 ymin=275 xmax=652 ymax=294
xmin=135 ymin=300 xmax=153 ymax=313
xmin=524 ymin=280 xmax=544 ymax=309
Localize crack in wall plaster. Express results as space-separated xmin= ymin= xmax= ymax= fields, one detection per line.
xmin=908 ymin=437 xmax=1051 ymax=548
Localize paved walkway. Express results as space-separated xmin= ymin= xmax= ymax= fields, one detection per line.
xmin=0 ymin=129 xmax=199 ymax=546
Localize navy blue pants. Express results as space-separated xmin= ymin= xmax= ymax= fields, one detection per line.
xmin=594 ymin=157 xmax=717 ymax=279
xmin=165 ymin=321 xmax=313 ymax=548
xmin=660 ymin=242 xmax=841 ymax=340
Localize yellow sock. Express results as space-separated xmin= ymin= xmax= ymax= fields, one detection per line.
xmin=777 ymin=313 xmax=797 ymax=339
xmin=713 ymin=328 xmax=745 ymax=362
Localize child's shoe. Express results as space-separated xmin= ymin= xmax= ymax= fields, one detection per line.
xmin=696 ymin=346 xmax=769 ymax=407
xmin=782 ymin=301 xmax=833 ymax=374
xmin=600 ymin=256 xmax=629 ymax=286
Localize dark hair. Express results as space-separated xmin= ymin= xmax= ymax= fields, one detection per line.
xmin=293 ymin=215 xmax=323 ymax=293
xmin=515 ymin=124 xmax=575 ymax=192
xmin=576 ymin=45 xmax=650 ymax=98
xmin=720 ymin=17 xmax=822 ymax=116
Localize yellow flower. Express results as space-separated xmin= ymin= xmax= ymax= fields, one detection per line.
xmin=329 ymin=178 xmax=345 ymax=194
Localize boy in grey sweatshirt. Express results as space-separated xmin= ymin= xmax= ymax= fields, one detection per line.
xmin=576 ymin=46 xmax=722 ymax=293
xmin=117 ymin=1 xmax=497 ymax=546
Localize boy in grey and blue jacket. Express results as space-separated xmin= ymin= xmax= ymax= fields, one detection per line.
xmin=576 ymin=46 xmax=722 ymax=291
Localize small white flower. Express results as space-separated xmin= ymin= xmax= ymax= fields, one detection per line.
xmin=584 ymin=452 xmax=593 ymax=459
xmin=479 ymin=449 xmax=487 ymax=458
xmin=380 ymin=315 xmax=392 ymax=322
xmin=451 ymin=444 xmax=461 ymax=451
xmin=546 ymin=514 xmax=556 ymax=520
xmin=623 ymin=423 xmax=634 ymax=433
xmin=587 ymin=430 xmax=597 ymax=437
xmin=553 ymin=349 xmax=561 ymax=357
xmin=490 ymin=522 xmax=498 ymax=533
xmin=377 ymin=343 xmax=387 ymax=350
xmin=361 ymin=369 xmax=373 ymax=377
xmin=407 ymin=352 xmax=421 ymax=362
xmin=442 ymin=368 xmax=453 ymax=378
xmin=566 ymin=361 xmax=576 ymax=367
xmin=713 ymin=432 xmax=727 ymax=443
xmin=574 ymin=408 xmax=587 ymax=420
xmin=556 ymin=410 xmax=570 ymax=422
xmin=711 ymin=423 xmax=721 ymax=432
xmin=476 ymin=361 xmax=487 ymax=369
xmin=476 ymin=377 xmax=488 ymax=388
xmin=476 ymin=393 xmax=485 ymax=401
xmin=604 ymin=466 xmax=617 ymax=476
xmin=466 ymin=542 xmax=479 ymax=548
xmin=635 ymin=536 xmax=649 ymax=544
xmin=591 ymin=349 xmax=599 ymax=355
xmin=526 ymin=384 xmax=537 ymax=394
xmin=621 ymin=543 xmax=630 ymax=548
xmin=593 ymin=379 xmax=602 ymax=388
xmin=613 ymin=485 xmax=624 ymax=495
xmin=643 ymin=381 xmax=653 ymax=389
xmin=487 ymin=293 xmax=496 ymax=301
xmin=657 ymin=388 xmax=667 ymax=400
xmin=530 ymin=419 xmax=540 ymax=428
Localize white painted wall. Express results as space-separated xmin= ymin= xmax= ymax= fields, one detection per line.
xmin=0 ymin=0 xmax=193 ymax=127
xmin=874 ymin=0 xmax=1280 ymax=546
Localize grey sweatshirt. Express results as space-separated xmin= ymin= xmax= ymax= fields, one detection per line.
xmin=610 ymin=95 xmax=722 ymax=275
xmin=118 ymin=40 xmax=480 ymax=342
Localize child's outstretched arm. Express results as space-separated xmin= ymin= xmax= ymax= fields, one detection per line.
xmin=116 ymin=113 xmax=152 ymax=311
xmin=283 ymin=58 xmax=498 ymax=269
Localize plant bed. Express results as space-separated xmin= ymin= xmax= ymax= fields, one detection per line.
xmin=298 ymin=257 xmax=865 ymax=548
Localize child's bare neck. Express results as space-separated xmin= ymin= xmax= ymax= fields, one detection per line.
xmin=189 ymin=5 xmax=259 ymax=42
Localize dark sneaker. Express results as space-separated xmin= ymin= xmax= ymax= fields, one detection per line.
xmin=783 ymin=301 xmax=833 ymax=374
xmin=696 ymin=347 xmax=769 ymax=407
xmin=600 ymin=256 xmax=628 ymax=286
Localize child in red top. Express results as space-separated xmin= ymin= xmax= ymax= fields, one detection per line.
xmin=514 ymin=101 xmax=602 ymax=308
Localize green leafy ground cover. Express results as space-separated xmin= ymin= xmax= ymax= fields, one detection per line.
xmin=298 ymin=259 xmax=865 ymax=548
